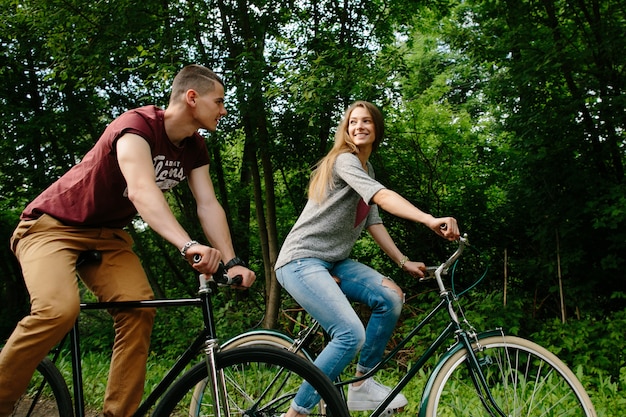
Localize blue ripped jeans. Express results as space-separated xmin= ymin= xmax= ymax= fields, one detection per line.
xmin=275 ymin=258 xmax=403 ymax=414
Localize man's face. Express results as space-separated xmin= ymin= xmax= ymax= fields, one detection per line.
xmin=194 ymin=84 xmax=227 ymax=132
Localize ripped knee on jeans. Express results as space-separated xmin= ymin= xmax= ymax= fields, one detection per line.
xmin=382 ymin=277 xmax=405 ymax=303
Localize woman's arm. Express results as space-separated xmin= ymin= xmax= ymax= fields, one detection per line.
xmin=368 ymin=223 xmax=426 ymax=277
xmin=371 ymin=189 xmax=459 ymax=240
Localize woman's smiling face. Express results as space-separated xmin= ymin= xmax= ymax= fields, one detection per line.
xmin=348 ymin=106 xmax=376 ymax=152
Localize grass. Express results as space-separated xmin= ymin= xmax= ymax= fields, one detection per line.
xmin=43 ymin=293 xmax=625 ymax=416
xmin=49 ymin=344 xmax=622 ymax=416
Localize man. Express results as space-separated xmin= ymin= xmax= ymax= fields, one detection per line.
xmin=0 ymin=64 xmax=255 ymax=416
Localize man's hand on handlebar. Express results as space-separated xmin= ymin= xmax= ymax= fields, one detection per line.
xmin=224 ymin=264 xmax=256 ymax=289
xmin=187 ymin=248 xmax=255 ymax=289
xmin=186 ymin=244 xmax=221 ymax=274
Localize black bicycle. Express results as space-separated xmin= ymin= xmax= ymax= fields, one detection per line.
xmin=192 ymin=235 xmax=597 ymax=417
xmin=10 ymin=251 xmax=349 ymax=417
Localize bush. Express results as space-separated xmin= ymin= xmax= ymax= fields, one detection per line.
xmin=530 ymin=309 xmax=626 ymax=383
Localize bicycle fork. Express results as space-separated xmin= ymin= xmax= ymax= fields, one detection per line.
xmin=446 ymin=289 xmax=507 ymax=417
xmin=198 ymin=276 xmax=231 ymax=417
xmin=203 ymin=338 xmax=230 ymax=417
xmin=457 ymin=331 xmax=507 ymax=417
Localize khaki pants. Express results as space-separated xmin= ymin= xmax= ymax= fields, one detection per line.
xmin=0 ymin=214 xmax=156 ymax=417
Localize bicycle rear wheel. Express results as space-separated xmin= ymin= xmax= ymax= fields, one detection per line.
xmin=153 ymin=345 xmax=348 ymax=417
xmin=11 ymin=358 xmax=73 ymax=417
xmin=425 ymin=335 xmax=597 ymax=416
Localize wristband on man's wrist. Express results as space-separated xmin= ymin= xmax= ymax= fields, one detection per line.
xmin=224 ymin=256 xmax=246 ymax=271
xmin=180 ymin=240 xmax=199 ymax=258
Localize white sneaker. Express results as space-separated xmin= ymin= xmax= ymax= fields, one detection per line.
xmin=347 ymin=378 xmax=408 ymax=411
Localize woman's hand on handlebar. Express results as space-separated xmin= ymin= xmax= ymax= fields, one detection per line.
xmin=429 ymin=217 xmax=460 ymax=241
xmin=403 ymin=260 xmax=427 ymax=279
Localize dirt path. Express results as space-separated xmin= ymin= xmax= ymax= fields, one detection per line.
xmin=12 ymin=397 xmax=102 ymax=416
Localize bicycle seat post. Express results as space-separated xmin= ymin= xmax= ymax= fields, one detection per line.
xmin=69 ymin=321 xmax=87 ymax=417
xmin=72 ymin=251 xmax=102 ymax=417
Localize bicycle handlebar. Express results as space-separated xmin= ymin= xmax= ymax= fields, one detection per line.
xmin=193 ymin=254 xmax=243 ymax=287
xmin=210 ymin=272 xmax=244 ymax=286
xmin=420 ymin=234 xmax=469 ymax=292
xmin=440 ymin=234 xmax=469 ymax=271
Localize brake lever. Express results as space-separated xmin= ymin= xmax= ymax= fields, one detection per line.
xmin=193 ymin=255 xmax=243 ymax=286
xmin=419 ymin=266 xmax=438 ymax=282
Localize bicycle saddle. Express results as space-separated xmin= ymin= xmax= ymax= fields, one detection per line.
xmin=76 ymin=250 xmax=102 ymax=267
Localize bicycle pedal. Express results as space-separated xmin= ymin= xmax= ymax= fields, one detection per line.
xmin=381 ymin=407 xmax=404 ymax=415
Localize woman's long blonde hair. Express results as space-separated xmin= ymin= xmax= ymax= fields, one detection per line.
xmin=308 ymin=101 xmax=384 ymax=203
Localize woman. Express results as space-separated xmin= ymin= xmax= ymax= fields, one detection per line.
xmin=275 ymin=100 xmax=460 ymax=416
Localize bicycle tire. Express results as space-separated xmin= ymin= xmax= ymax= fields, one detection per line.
xmin=424 ymin=335 xmax=597 ymax=417
xmin=189 ymin=333 xmax=310 ymax=415
xmin=153 ymin=345 xmax=348 ymax=417
xmin=11 ymin=358 xmax=73 ymax=417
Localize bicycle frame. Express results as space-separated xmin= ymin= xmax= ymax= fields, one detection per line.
xmin=51 ymin=274 xmax=229 ymax=417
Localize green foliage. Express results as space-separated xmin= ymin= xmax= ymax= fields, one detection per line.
xmin=528 ymin=310 xmax=626 ymax=415
xmin=440 ymin=0 xmax=626 ymax=316
xmin=530 ymin=310 xmax=626 ymax=382
xmin=76 ymin=311 xmax=114 ymax=354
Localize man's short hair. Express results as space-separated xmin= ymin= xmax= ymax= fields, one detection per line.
xmin=169 ymin=65 xmax=224 ymax=105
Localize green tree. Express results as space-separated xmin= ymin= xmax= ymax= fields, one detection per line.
xmin=442 ymin=0 xmax=626 ymax=317
xmin=3 ymin=0 xmax=625 ymax=346
xmin=0 ymin=0 xmax=188 ymax=336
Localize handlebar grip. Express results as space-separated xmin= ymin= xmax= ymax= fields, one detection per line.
xmin=419 ymin=266 xmax=438 ymax=282
xmin=209 ymin=264 xmax=242 ymax=286
xmin=229 ymin=275 xmax=243 ymax=286
xmin=194 ymin=257 xmax=242 ymax=287
xmin=211 ymin=272 xmax=242 ymax=286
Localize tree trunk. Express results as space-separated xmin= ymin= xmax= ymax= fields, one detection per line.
xmin=556 ymin=229 xmax=566 ymax=323
xmin=503 ymin=248 xmax=508 ymax=307
xmin=260 ymin=146 xmax=281 ymax=329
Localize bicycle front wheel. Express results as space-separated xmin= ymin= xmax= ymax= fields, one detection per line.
xmin=153 ymin=345 xmax=348 ymax=417
xmin=190 ymin=332 xmax=312 ymax=415
xmin=425 ymin=335 xmax=596 ymax=416
xmin=11 ymin=358 xmax=73 ymax=417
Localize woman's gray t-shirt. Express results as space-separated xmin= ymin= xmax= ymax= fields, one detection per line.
xmin=275 ymin=153 xmax=386 ymax=270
